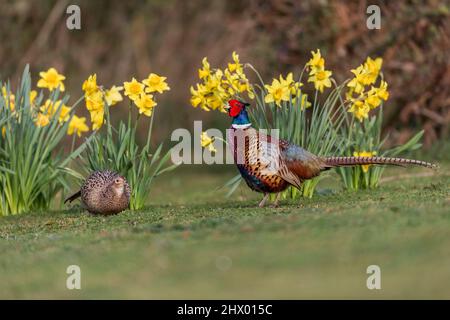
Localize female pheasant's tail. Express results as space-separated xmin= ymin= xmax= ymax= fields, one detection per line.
xmin=323 ymin=156 xmax=437 ymax=169
xmin=64 ymin=191 xmax=81 ymax=204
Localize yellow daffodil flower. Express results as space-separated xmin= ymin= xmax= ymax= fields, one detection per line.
xmin=37 ymin=68 xmax=65 ymax=92
xmin=348 ymin=99 xmax=370 ymax=122
xmin=365 ymin=81 xmax=389 ymax=109
xmin=143 ymin=73 xmax=170 ymax=94
xmin=190 ymin=84 xmax=208 ymax=110
xmin=134 ymin=93 xmax=157 ymax=117
xmin=30 ymin=90 xmax=38 ymax=106
xmin=124 ymin=78 xmax=144 ymax=101
xmin=362 ymin=57 xmax=382 ymax=85
xmin=35 ymin=113 xmax=50 ymax=127
xmin=307 ymin=49 xmax=325 ymax=72
xmin=82 ymin=74 xmax=98 ymax=95
xmin=105 ymin=85 xmax=123 ymax=106
xmin=264 ymin=78 xmax=290 ymax=106
xmin=85 ymin=90 xmax=105 ymax=112
xmin=67 ymin=115 xmax=89 ymax=137
xmin=2 ymin=86 xmax=15 ymax=111
xmin=308 ymin=69 xmax=332 ymax=93
xmin=228 ymin=51 xmax=243 ymax=74
xmin=347 ymin=65 xmax=366 ymax=94
xmin=40 ymin=99 xmax=71 ymax=123
xmin=90 ymin=109 xmax=104 ymax=130
xmin=200 ymin=131 xmax=216 ymax=153
xmin=198 ymin=57 xmax=211 ymax=79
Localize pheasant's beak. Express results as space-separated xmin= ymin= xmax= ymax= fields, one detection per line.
xmin=223 ymin=104 xmax=230 ymax=110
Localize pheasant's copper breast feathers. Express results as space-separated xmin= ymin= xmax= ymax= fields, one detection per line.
xmin=229 ymin=128 xmax=289 ymax=193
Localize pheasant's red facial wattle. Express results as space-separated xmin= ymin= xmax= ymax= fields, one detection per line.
xmin=227 ymin=99 xmax=245 ymax=117
xmin=229 ymin=105 xmax=242 ymax=117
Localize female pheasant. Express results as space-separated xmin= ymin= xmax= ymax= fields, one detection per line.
xmin=65 ymin=170 xmax=131 ymax=215
xmin=225 ymin=99 xmax=435 ymax=207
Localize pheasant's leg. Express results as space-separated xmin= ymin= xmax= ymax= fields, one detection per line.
xmin=272 ymin=192 xmax=281 ymax=207
xmin=258 ymin=193 xmax=269 ymax=208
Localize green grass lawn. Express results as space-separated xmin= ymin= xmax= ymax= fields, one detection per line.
xmin=0 ymin=163 xmax=449 ymax=299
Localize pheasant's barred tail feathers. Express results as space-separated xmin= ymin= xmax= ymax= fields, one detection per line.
xmin=323 ymin=156 xmax=437 ymax=169
xmin=64 ymin=190 xmax=81 ymax=204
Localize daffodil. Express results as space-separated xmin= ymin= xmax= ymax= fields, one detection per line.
xmin=85 ymin=90 xmax=105 ymax=112
xmin=35 ymin=113 xmax=50 ymax=127
xmin=198 ymin=57 xmax=211 ymax=79
xmin=82 ymin=74 xmax=98 ymax=95
xmin=1 ymin=87 xmax=15 ymax=111
xmin=191 ymin=52 xmax=254 ymax=111
xmin=347 ymin=65 xmax=366 ymax=94
xmin=134 ymin=93 xmax=156 ymax=117
xmin=264 ymin=78 xmax=290 ymax=106
xmin=298 ymin=93 xmax=311 ymax=110
xmin=67 ymin=115 xmax=89 ymax=137
xmin=306 ymin=49 xmax=325 ymax=72
xmin=1 ymin=126 xmax=5 ymax=138
xmin=362 ymin=57 xmax=382 ymax=85
xmin=105 ymin=85 xmax=123 ymax=106
xmin=363 ymin=80 xmax=389 ymax=110
xmin=124 ymin=78 xmax=144 ymax=101
xmin=353 ymin=150 xmax=377 ymax=172
xmin=347 ymin=57 xmax=383 ymax=95
xmin=308 ymin=69 xmax=332 ymax=93
xmin=200 ymin=131 xmax=216 ymax=153
xmin=228 ymin=51 xmax=243 ymax=74
xmin=90 ymin=110 xmax=104 ymax=130
xmin=348 ymin=99 xmax=370 ymax=122
xmin=30 ymin=90 xmax=38 ymax=106
xmin=40 ymin=99 xmax=71 ymax=123
xmin=190 ymin=84 xmax=208 ymax=110
xmin=143 ymin=73 xmax=170 ymax=94
xmin=37 ymin=67 xmax=65 ymax=92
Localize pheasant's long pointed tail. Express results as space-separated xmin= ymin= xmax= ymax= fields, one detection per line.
xmin=323 ymin=156 xmax=437 ymax=169
xmin=64 ymin=191 xmax=81 ymax=204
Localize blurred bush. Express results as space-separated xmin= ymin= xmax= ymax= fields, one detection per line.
xmin=0 ymin=0 xmax=448 ymax=147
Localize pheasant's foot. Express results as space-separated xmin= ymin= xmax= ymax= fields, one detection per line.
xmin=258 ymin=193 xmax=269 ymax=208
xmin=271 ymin=193 xmax=282 ymax=208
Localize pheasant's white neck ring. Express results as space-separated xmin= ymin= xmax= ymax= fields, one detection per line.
xmin=232 ymin=123 xmax=252 ymax=129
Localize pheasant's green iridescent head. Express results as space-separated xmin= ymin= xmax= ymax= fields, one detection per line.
xmin=226 ymin=99 xmax=251 ymax=129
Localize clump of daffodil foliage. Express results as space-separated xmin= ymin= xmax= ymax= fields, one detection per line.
xmin=0 ymin=66 xmax=88 ymax=216
xmin=191 ymin=50 xmax=424 ymax=198
xmin=80 ymin=72 xmax=177 ymax=210
xmin=337 ymin=57 xmax=423 ymax=190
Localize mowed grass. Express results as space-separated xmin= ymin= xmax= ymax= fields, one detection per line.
xmin=0 ymin=163 xmax=449 ymax=299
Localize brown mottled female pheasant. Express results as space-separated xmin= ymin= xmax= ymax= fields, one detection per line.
xmin=65 ymin=170 xmax=131 ymax=215
xmin=225 ymin=99 xmax=436 ymax=207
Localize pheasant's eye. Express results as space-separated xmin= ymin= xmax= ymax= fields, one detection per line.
xmin=115 ymin=178 xmax=121 ymax=184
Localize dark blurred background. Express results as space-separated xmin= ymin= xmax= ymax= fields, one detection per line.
xmin=0 ymin=0 xmax=449 ymax=147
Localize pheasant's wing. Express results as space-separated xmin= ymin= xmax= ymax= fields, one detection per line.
xmin=277 ymin=140 xmax=325 ymax=188
xmin=254 ymin=133 xmax=304 ymax=189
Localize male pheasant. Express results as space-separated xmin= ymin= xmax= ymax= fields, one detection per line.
xmin=65 ymin=170 xmax=131 ymax=215
xmin=225 ymin=99 xmax=436 ymax=207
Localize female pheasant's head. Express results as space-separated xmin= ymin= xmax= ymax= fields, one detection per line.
xmin=110 ymin=176 xmax=126 ymax=197
xmin=225 ymin=99 xmax=251 ymax=129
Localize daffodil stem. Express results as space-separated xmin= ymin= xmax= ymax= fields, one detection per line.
xmin=70 ymin=134 xmax=76 ymax=153
xmin=146 ymin=109 xmax=155 ymax=150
